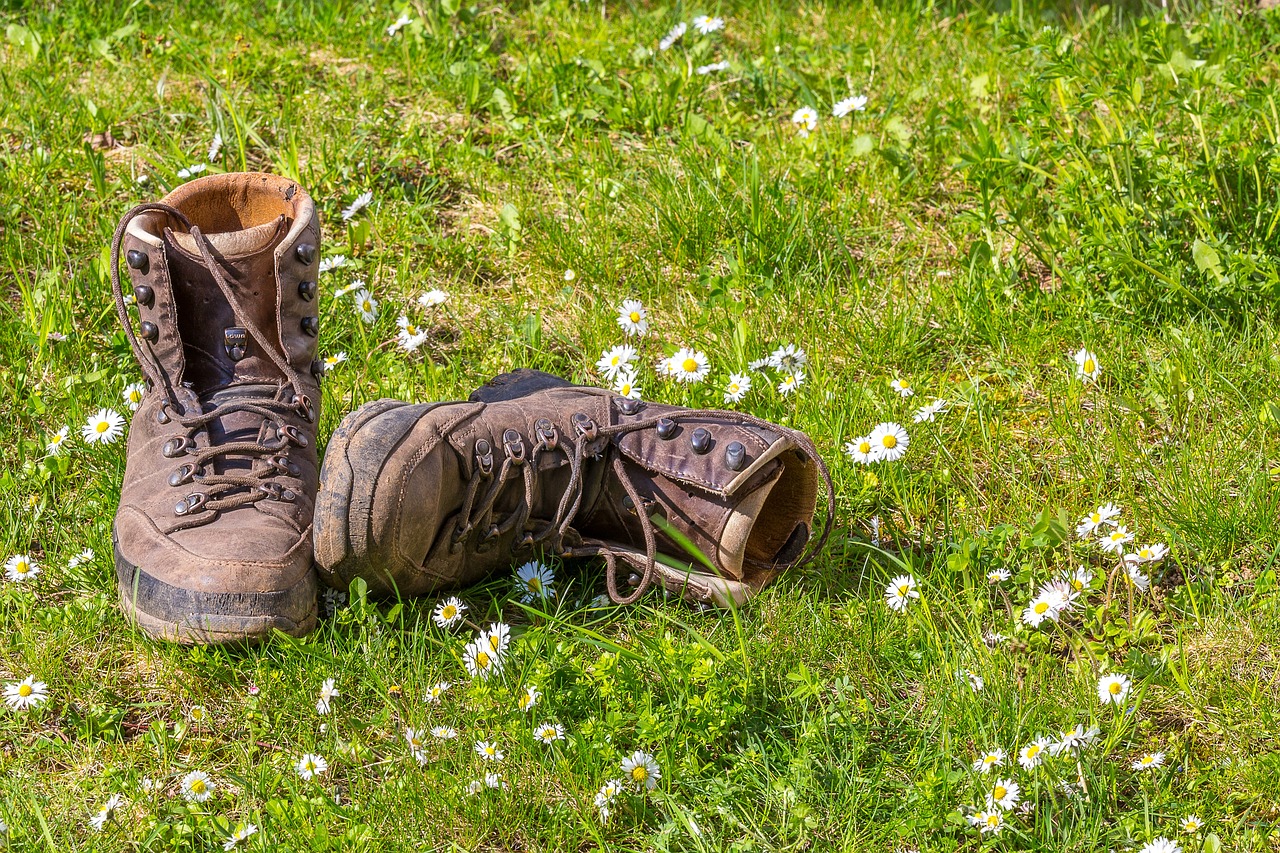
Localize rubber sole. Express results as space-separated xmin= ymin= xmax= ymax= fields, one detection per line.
xmin=114 ymin=535 xmax=317 ymax=645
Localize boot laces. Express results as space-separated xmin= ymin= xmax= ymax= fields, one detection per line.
xmin=110 ymin=202 xmax=312 ymax=530
xmin=448 ymin=407 xmax=835 ymax=605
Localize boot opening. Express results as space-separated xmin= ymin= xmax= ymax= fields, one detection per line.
xmin=742 ymin=449 xmax=818 ymax=568
xmin=163 ymin=172 xmax=300 ymax=234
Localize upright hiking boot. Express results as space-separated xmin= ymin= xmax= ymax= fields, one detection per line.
xmin=314 ymin=369 xmax=833 ymax=607
xmin=110 ymin=172 xmax=323 ymax=643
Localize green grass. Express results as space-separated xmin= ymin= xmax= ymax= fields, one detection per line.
xmin=3 ymin=0 xmax=1280 ymax=849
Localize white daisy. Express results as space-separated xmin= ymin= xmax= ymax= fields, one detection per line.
xmin=777 ymin=371 xmax=804 ymax=396
xmin=963 ymin=670 xmax=984 ymax=692
xmin=4 ymin=554 xmax=39 ymax=582
xmin=223 ymin=823 xmax=258 ymax=850
xmin=122 ymin=382 xmax=146 ymax=411
xmin=616 ymin=299 xmax=648 ymax=336
xmin=1132 ymin=751 xmax=1165 ymax=771
xmin=890 ymin=378 xmax=914 ymax=398
xmin=883 ymin=574 xmax=918 ymax=612
xmin=322 ymin=352 xmax=348 ymax=372
xmin=81 ymin=408 xmax=125 ymax=445
xmin=791 ymin=106 xmax=819 ymax=137
xmin=843 ymin=435 xmax=876 ymax=465
xmin=869 ymin=422 xmax=909 ymax=462
xmin=668 ymin=347 xmax=710 ymax=384
xmin=1049 ymin=724 xmax=1090 ymax=757
xmin=1063 ymin=566 xmax=1094 ymax=593
xmin=463 ymin=640 xmax=503 ymax=681
xmin=518 ymin=685 xmax=541 ymax=713
xmin=1125 ymin=543 xmax=1169 ymax=566
xmin=475 ymin=740 xmax=504 ymax=761
xmin=68 ymin=548 xmax=94 ymax=569
xmin=723 ymin=372 xmax=752 ymax=403
xmin=696 ymin=61 xmax=730 ymax=75
xmin=176 ymin=164 xmax=206 ymax=180
xmin=352 ymin=288 xmax=378 ymax=324
xmin=1139 ymin=839 xmax=1181 ymax=853
xmin=767 ymin=344 xmax=807 ymax=375
xmin=912 ymin=399 xmax=950 ymax=423
xmin=972 ymin=748 xmax=1005 ymax=774
xmin=612 ymin=369 xmax=642 ymax=400
xmin=318 ymin=254 xmax=347 ymax=273
xmin=563 ymin=269 xmax=576 ymax=281
xmin=296 ymin=753 xmax=328 ymax=780
xmin=424 ymin=681 xmax=451 ymax=704
xmin=1180 ymin=816 xmax=1203 ymax=834
xmin=1021 ymin=593 xmax=1063 ymax=627
xmin=481 ymin=622 xmax=511 ymax=657
xmin=1075 ymin=502 xmax=1121 ymax=537
xmin=1126 ymin=562 xmax=1152 ymax=591
xmin=692 ymin=15 xmax=724 ymax=33
xmin=1097 ymin=673 xmax=1131 ymax=706
xmin=432 ymin=597 xmax=466 ymax=629
xmin=1073 ymin=348 xmax=1101 ymax=383
xmin=596 ymin=344 xmax=638 ymax=380
xmin=970 ymin=810 xmax=1004 ymax=835
xmin=465 ymin=780 xmax=484 ymax=795
xmin=1098 ymin=525 xmax=1135 ymax=554
xmin=395 ymin=316 xmax=428 ymax=352
xmin=316 ymin=678 xmax=339 ymax=715
xmin=207 ymin=133 xmax=223 ymax=162
xmin=484 ymin=772 xmax=505 ymax=789
xmin=987 ymin=778 xmax=1020 ymax=811
xmin=514 ymin=559 xmax=554 ymax=602
xmin=46 ymin=426 xmax=70 ymax=456
xmin=1018 ymin=737 xmax=1051 ymax=769
xmin=986 ymin=568 xmax=1011 ymax=584
xmin=341 ymin=191 xmax=373 ymax=222
xmin=418 ymin=289 xmax=449 ymax=308
xmin=88 ymin=793 xmax=125 ymax=831
xmin=431 ymin=725 xmax=459 ymax=739
xmin=658 ymin=22 xmax=687 ymax=50
xmin=404 ymin=728 xmax=429 ymax=763
xmin=747 ymin=356 xmax=770 ymax=372
xmin=387 ymin=13 xmax=412 ymax=36
xmin=833 ymin=94 xmax=869 ymax=117
xmin=621 ymin=750 xmax=661 ymax=790
xmin=534 ymin=722 xmax=565 ymax=744
xmin=180 ymin=770 xmax=214 ymax=802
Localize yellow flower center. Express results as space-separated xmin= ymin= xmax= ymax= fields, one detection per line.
xmin=1140 ymin=549 xmax=1152 ymax=558
xmin=898 ymin=584 xmax=910 ymax=596
xmin=1026 ymin=745 xmax=1040 ymax=758
xmin=631 ymin=766 xmax=648 ymax=781
xmin=899 ymin=380 xmax=910 ymax=389
xmin=129 ymin=391 xmax=141 ymax=402
xmin=16 ymin=563 xmax=29 ymax=574
xmin=487 ymin=635 xmax=500 ymax=652
xmin=362 ymin=301 xmax=372 ymax=311
xmin=882 ymin=434 xmax=897 ymax=448
xmin=441 ymin=605 xmax=456 ymax=620
xmin=1083 ymin=358 xmax=1095 ymax=373
xmin=987 ymin=815 xmax=1000 ymax=827
xmin=1109 ymin=682 xmax=1123 ymax=695
xmin=191 ymin=779 xmax=206 ymax=794
xmin=682 ymin=358 xmax=698 ymax=373
xmin=96 ymin=421 xmax=109 ymax=433
xmin=629 ymin=311 xmax=640 ymax=323
xmin=993 ymin=785 xmax=1006 ymax=799
xmin=18 ymin=684 xmax=32 ymax=697
xmin=527 ymin=577 xmax=542 ymax=591
xmin=1142 ymin=756 xmax=1154 ymax=765
xmin=858 ymin=441 xmax=870 ymax=453
xmin=1034 ymin=602 xmax=1049 ymax=614
xmin=476 ymin=651 xmax=490 ymax=668
xmin=1090 ymin=513 xmax=1101 ymax=523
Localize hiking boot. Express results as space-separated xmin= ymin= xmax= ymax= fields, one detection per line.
xmin=314 ymin=369 xmax=832 ymax=607
xmin=110 ymin=172 xmax=323 ymax=643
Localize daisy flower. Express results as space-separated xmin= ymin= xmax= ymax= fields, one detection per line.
xmin=418 ymin=289 xmax=449 ymax=308
xmin=223 ymin=824 xmax=258 ymax=850
xmin=890 ymin=378 xmax=914 ymax=398
xmin=177 ymin=164 xmax=207 ymax=179
xmin=987 ymin=778 xmax=1020 ymax=811
xmin=481 ymin=622 xmax=511 ymax=657
xmin=1064 ymin=566 xmax=1094 ymax=593
xmin=405 ymin=728 xmax=429 ymax=763
xmin=723 ymin=372 xmax=752 ymax=403
xmin=696 ymin=60 xmax=730 ymax=75
xmin=622 ymin=750 xmax=661 ymax=790
xmin=843 ymin=435 xmax=876 ymax=465
xmin=431 ymin=725 xmax=459 ymax=739
xmin=963 ymin=670 xmax=984 ymax=692
xmin=318 ymin=254 xmax=347 ymax=273
xmin=180 ymin=770 xmax=214 ymax=802
xmin=1076 ymin=503 xmax=1121 ymax=537
xmin=747 ymin=356 xmax=771 ymax=372
xmin=563 ymin=269 xmax=576 ymax=281
xmin=1021 ymin=593 xmax=1063 ymax=627
xmin=1139 ymin=839 xmax=1181 ymax=853
xmin=1097 ymin=673 xmax=1131 ymax=706
xmin=68 ymin=548 xmax=94 ymax=569
xmin=612 ymin=369 xmax=642 ymax=400
xmin=1132 ymin=751 xmax=1164 ymax=771
xmin=465 ymin=780 xmax=484 ymax=795
xmin=341 ymin=190 xmax=373 ymax=222
xmin=658 ymin=22 xmax=687 ymax=50
xmin=475 ymin=740 xmax=504 ymax=761
xmin=912 ymin=399 xmax=949 ymax=422
xmin=88 ymin=793 xmax=125 ymax=831
xmin=767 ymin=344 xmax=807 ymax=375
xmin=352 ymin=288 xmax=378 ymax=324
xmin=1049 ymin=724 xmax=1091 ymax=757
xmin=986 ymin=568 xmax=1011 ymax=584
xmin=424 ymin=681 xmax=451 ymax=704
xmin=534 ymin=722 xmax=565 ymax=744
xmin=296 ymin=753 xmax=328 ymax=780
xmin=970 ymin=810 xmax=1005 ymax=835
xmin=484 ymin=772 xmax=505 ymax=789
xmin=777 ymin=371 xmax=804 ymax=396
xmin=616 ymin=299 xmax=648 ymax=336
xmin=518 ymin=685 xmax=541 ymax=712
xmin=1125 ymin=543 xmax=1169 ymax=565
xmin=4 ymin=554 xmax=39 ymax=582
xmin=596 ymin=344 xmax=638 ymax=380
xmin=667 ymin=347 xmax=710 ymax=384
xmin=429 ymin=594 xmax=464 ymax=628
xmin=321 ymin=352 xmax=348 ymax=372
xmin=833 ymin=94 xmax=869 ymax=117
xmin=81 ymin=408 xmax=125 ymax=445
xmin=1098 ymin=525 xmax=1135 ymax=554
xmin=883 ymin=575 xmax=918 ymax=613
xmin=692 ymin=15 xmax=724 ymax=33
xmin=207 ymin=133 xmax=223 ymax=162
xmin=972 ymin=748 xmax=1005 ymax=774
xmin=387 ymin=13 xmax=412 ymax=36
xmin=1018 ymin=737 xmax=1051 ymax=769
xmin=463 ymin=640 xmax=503 ymax=681
xmin=791 ymin=106 xmax=819 ymax=137
xmin=396 ymin=316 xmax=428 ymax=352
xmin=869 ymin=422 xmax=909 ymax=462
xmin=122 ymin=382 xmax=146 ymax=411
xmin=45 ymin=426 xmax=70 ymax=456
xmin=1126 ymin=563 xmax=1152 ymax=591
xmin=316 ymin=678 xmax=339 ymax=715
xmin=1180 ymin=816 xmax=1203 ymax=834
xmin=1073 ymin=348 xmax=1101 ymax=383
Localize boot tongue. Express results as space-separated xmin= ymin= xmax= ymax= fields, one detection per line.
xmin=202 ymin=384 xmax=281 ymax=475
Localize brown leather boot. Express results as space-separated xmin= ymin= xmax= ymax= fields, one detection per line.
xmin=110 ymin=172 xmax=323 ymax=643
xmin=314 ymin=370 xmax=832 ymax=607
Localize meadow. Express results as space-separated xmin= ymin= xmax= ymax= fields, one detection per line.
xmin=2 ymin=0 xmax=1280 ymax=849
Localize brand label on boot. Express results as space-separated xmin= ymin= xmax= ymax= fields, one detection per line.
xmin=223 ymin=327 xmax=248 ymax=361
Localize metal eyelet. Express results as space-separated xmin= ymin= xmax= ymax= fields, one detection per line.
xmin=295 ymin=243 xmax=316 ymax=265
xmin=168 ymin=463 xmax=197 ymax=487
xmin=656 ymin=418 xmax=677 ymax=439
xmin=126 ymin=249 xmax=149 ymax=271
xmin=257 ymin=482 xmax=285 ymax=500
xmin=174 ymin=492 xmax=207 ymax=516
xmin=474 ymin=438 xmax=494 ymax=476
xmin=724 ymin=441 xmax=747 ymax=471
xmin=301 ymin=316 xmax=319 ymax=337
xmin=291 ymin=394 xmax=315 ymax=422
xmin=572 ymin=412 xmax=597 ymax=438
xmin=614 ymin=397 xmax=645 ymax=416
xmin=690 ymin=427 xmax=713 ymax=454
xmin=139 ymin=321 xmax=159 ymax=342
xmin=502 ymin=429 xmax=526 ymax=465
xmin=269 ymin=454 xmax=301 ymax=476
xmin=277 ymin=424 xmax=308 ymax=447
xmin=298 ymin=280 xmax=317 ymax=301
xmin=534 ymin=418 xmax=557 ymax=449
xmin=157 ymin=402 xmax=172 ymax=424
xmin=162 ymin=436 xmax=191 ymax=458
xmin=134 ymin=284 xmax=155 ymax=307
